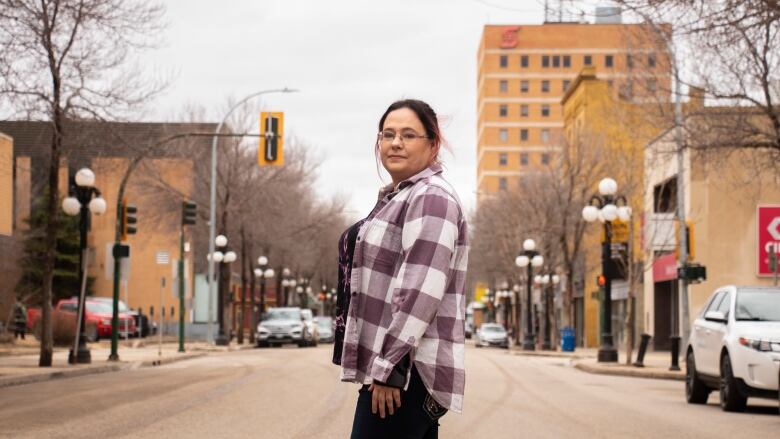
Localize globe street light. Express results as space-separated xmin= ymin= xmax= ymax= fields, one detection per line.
xmin=62 ymin=168 xmax=106 ymax=365
xmin=516 ymin=239 xmax=544 ymax=351
xmin=211 ymin=236 xmax=236 ymax=346
xmin=582 ymin=177 xmax=632 ymax=363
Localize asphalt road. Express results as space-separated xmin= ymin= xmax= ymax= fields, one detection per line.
xmin=1 ymin=343 xmax=777 ymax=438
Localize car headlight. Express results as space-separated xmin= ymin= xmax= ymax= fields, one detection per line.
xmin=738 ymin=337 xmax=779 ymax=352
xmin=257 ymin=326 xmax=269 ymax=334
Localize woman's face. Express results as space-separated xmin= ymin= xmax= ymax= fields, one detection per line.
xmin=378 ymin=108 xmax=437 ymax=185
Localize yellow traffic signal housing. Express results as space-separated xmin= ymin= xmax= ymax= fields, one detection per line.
xmin=675 ymin=219 xmax=695 ymax=261
xmin=258 ymin=111 xmax=284 ymax=166
xmin=120 ymin=198 xmax=138 ymax=241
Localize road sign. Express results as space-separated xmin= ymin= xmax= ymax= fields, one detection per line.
xmin=156 ymin=251 xmax=170 ymax=265
xmin=258 ymin=111 xmax=284 ymax=166
xmin=758 ymin=205 xmax=780 ymax=276
xmin=603 ymin=220 xmax=629 ymax=243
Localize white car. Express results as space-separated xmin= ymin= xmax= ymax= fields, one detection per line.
xmin=475 ymin=323 xmax=509 ymax=349
xmin=685 ymin=285 xmax=780 ymax=412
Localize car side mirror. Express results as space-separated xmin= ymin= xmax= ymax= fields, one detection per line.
xmin=704 ymin=310 xmax=727 ymax=323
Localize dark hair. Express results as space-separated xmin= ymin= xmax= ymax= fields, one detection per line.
xmin=377 ymin=99 xmax=446 ymax=164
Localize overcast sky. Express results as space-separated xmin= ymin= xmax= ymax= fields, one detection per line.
xmin=144 ymin=0 xmax=593 ymax=218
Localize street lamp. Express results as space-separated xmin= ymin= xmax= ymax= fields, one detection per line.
xmin=206 ymin=88 xmax=298 ymax=350
xmin=210 ymin=235 xmax=236 ymax=346
xmin=515 ymin=239 xmax=544 ymax=351
xmin=582 ymin=177 xmax=631 ymax=363
xmin=255 ymin=257 xmax=274 ymax=319
xmin=62 ymin=168 xmax=107 ymax=364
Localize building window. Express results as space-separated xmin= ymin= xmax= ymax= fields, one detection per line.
xmin=520 ymin=129 xmax=529 ymax=141
xmin=520 ymin=153 xmax=529 ymax=165
xmin=520 ymin=55 xmax=529 ymax=68
xmin=563 ymin=55 xmax=571 ymax=68
xmin=499 ymin=104 xmax=508 ymax=117
xmin=499 ymin=128 xmax=508 ymax=142
xmin=584 ymin=55 xmax=592 ymax=66
xmin=653 ymin=178 xmax=677 ymax=213
xmin=541 ymin=153 xmax=550 ymax=165
xmin=520 ymin=104 xmax=529 ymax=117
xmin=541 ymin=129 xmax=550 ymax=143
xmin=541 ymin=80 xmax=550 ymax=93
xmin=563 ymin=80 xmax=571 ymax=92
xmin=646 ymin=78 xmax=658 ymax=94
xmin=499 ymin=177 xmax=508 ymax=190
xmin=500 ymin=55 xmax=508 ymax=68
xmin=605 ymin=55 xmax=614 ymax=67
xmin=541 ymin=105 xmax=550 ymax=117
xmin=552 ymin=55 xmax=560 ymax=68
xmin=542 ymin=55 xmax=550 ymax=68
xmin=627 ymin=54 xmax=634 ymax=69
xmin=499 ymin=152 xmax=508 ymax=166
xmin=648 ymin=53 xmax=656 ymax=68
xmin=520 ymin=80 xmax=529 ymax=93
xmin=499 ymin=80 xmax=508 ymax=93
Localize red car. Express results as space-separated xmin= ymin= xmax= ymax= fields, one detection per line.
xmin=28 ymin=298 xmax=136 ymax=341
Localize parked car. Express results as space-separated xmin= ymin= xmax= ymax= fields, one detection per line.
xmin=314 ymin=316 xmax=334 ymax=343
xmin=475 ymin=323 xmax=509 ymax=349
xmin=256 ymin=307 xmax=314 ymax=348
xmin=28 ymin=297 xmax=136 ymax=341
xmin=685 ymin=285 xmax=780 ymax=412
xmin=301 ymin=309 xmax=319 ymax=347
xmin=91 ymin=297 xmax=150 ymax=338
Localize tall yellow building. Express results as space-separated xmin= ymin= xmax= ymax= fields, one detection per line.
xmin=477 ymin=21 xmax=669 ymax=198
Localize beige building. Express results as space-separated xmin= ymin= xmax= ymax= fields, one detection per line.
xmin=643 ymin=113 xmax=780 ymax=350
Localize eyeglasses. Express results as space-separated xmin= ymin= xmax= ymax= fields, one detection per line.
xmin=378 ymin=130 xmax=429 ymax=144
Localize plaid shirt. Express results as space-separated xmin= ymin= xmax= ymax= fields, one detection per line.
xmin=340 ymin=164 xmax=469 ymax=413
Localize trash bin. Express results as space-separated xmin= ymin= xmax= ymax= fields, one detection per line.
xmin=560 ymin=326 xmax=575 ymax=352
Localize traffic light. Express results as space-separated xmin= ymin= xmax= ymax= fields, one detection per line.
xmin=675 ymin=219 xmax=695 ymax=261
xmin=120 ymin=198 xmax=137 ymax=241
xmin=597 ymin=275 xmax=606 ymax=287
xmin=182 ymin=200 xmax=197 ymax=226
xmin=258 ymin=111 xmax=284 ymax=166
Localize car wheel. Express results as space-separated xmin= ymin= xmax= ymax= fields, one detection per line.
xmin=256 ymin=341 xmax=268 ymax=348
xmin=685 ymin=351 xmax=709 ymax=404
xmin=719 ymin=354 xmax=747 ymax=412
xmin=297 ymin=341 xmax=306 ymax=348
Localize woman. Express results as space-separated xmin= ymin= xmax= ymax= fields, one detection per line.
xmin=333 ymin=99 xmax=469 ymax=439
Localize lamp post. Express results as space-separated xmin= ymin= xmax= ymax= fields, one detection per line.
xmin=207 ymin=89 xmax=298 ymax=349
xmin=210 ymin=235 xmax=236 ymax=346
xmin=496 ymin=290 xmax=513 ymax=335
xmin=534 ymin=274 xmax=561 ymax=350
xmin=281 ymin=268 xmax=294 ymax=306
xmin=582 ymin=177 xmax=632 ymax=363
xmin=254 ymin=256 xmax=274 ymax=318
xmin=62 ymin=168 xmax=107 ymax=364
xmin=515 ymin=239 xmax=544 ymax=351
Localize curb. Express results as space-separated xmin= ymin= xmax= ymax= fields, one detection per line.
xmin=0 ymin=351 xmax=210 ymax=389
xmin=574 ymin=361 xmax=685 ymax=381
xmin=509 ymin=350 xmax=592 ymax=360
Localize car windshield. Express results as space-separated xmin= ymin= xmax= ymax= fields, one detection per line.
xmin=735 ymin=289 xmax=780 ymax=321
xmin=85 ymin=302 xmax=113 ymax=314
xmin=315 ymin=318 xmax=332 ymax=329
xmin=264 ymin=309 xmax=301 ymax=321
xmin=481 ymin=325 xmax=505 ymax=333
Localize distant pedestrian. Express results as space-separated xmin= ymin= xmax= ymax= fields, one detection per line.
xmin=13 ymin=301 xmax=27 ymax=340
xmin=333 ymin=99 xmax=469 ymax=439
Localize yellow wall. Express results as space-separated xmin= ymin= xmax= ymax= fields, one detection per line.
xmin=86 ymin=157 xmax=195 ymax=321
xmin=0 ymin=133 xmax=12 ymax=236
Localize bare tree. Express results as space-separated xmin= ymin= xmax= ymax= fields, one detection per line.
xmin=0 ymin=0 xmax=165 ymax=366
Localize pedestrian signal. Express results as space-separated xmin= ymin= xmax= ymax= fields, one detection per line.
xmin=182 ymin=200 xmax=197 ymax=226
xmin=597 ymin=275 xmax=606 ymax=287
xmin=120 ymin=198 xmax=138 ymax=241
xmin=259 ymin=112 xmax=284 ymax=166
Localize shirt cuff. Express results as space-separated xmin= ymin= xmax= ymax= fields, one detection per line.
xmin=370 ymin=356 xmax=395 ymax=383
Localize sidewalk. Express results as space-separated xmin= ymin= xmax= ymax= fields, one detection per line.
xmin=0 ymin=337 xmax=255 ymax=388
xmin=509 ymin=344 xmax=685 ymax=381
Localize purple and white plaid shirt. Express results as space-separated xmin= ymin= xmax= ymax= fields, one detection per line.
xmin=340 ymin=164 xmax=469 ymax=413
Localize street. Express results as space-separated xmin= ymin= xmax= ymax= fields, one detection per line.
xmin=1 ymin=344 xmax=777 ymax=439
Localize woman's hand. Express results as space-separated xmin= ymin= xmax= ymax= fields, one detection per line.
xmin=368 ymin=382 xmax=401 ymax=418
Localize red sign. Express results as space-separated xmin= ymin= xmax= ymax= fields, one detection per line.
xmin=500 ymin=26 xmax=520 ymax=48
xmin=757 ymin=205 xmax=780 ymax=276
xmin=653 ymin=252 xmax=678 ymax=282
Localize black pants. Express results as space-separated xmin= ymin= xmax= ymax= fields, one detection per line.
xmin=350 ymin=366 xmax=446 ymax=439
xmin=14 ymin=329 xmax=25 ymax=339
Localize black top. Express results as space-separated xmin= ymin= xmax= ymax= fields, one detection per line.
xmin=332 ymin=219 xmax=365 ymax=365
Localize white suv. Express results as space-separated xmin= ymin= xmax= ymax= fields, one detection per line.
xmin=686 ymin=285 xmax=780 ymax=412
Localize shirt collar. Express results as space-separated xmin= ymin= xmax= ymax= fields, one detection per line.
xmin=378 ymin=163 xmax=443 ymax=199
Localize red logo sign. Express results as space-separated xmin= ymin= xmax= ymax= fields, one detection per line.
xmin=757 ymin=205 xmax=780 ymax=276
xmin=653 ymin=252 xmax=678 ymax=282
xmin=500 ymin=26 xmax=520 ymax=48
